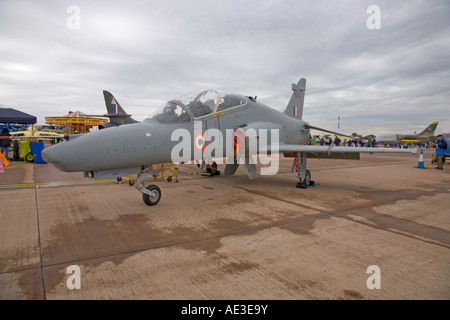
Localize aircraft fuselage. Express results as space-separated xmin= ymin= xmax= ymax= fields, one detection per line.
xmin=42 ymin=96 xmax=310 ymax=176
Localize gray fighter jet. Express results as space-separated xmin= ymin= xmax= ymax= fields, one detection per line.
xmin=42 ymin=78 xmax=417 ymax=206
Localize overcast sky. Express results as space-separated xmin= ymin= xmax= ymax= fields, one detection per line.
xmin=1 ymin=0 xmax=449 ymax=135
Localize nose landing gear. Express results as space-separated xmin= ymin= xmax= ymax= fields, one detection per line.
xmin=142 ymin=184 xmax=161 ymax=206
xmin=136 ymin=170 xmax=162 ymax=206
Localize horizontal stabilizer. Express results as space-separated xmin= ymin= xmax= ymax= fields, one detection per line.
xmin=305 ymin=124 xmax=352 ymax=138
xmin=103 ymin=113 xmax=132 ymax=118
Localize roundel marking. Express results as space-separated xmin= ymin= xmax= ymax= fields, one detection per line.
xmin=194 ymin=132 xmax=207 ymax=152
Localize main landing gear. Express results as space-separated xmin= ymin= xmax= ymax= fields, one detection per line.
xmin=294 ymin=152 xmax=315 ymax=189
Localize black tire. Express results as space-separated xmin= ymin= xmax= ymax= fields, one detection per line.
xmin=142 ymin=185 xmax=161 ymax=206
xmin=303 ymin=170 xmax=311 ymax=186
xmin=296 ymin=170 xmax=312 ymax=189
xmin=25 ymin=153 xmax=34 ymax=163
xmin=167 ymin=176 xmax=172 ymax=182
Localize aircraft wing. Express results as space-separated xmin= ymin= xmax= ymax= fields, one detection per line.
xmin=261 ymin=144 xmax=417 ymax=158
xmin=35 ymin=131 xmax=64 ymax=136
xmin=11 ymin=130 xmax=30 ymax=135
xmin=11 ymin=131 xmax=64 ymax=137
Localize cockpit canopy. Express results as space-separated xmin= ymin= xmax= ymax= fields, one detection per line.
xmin=151 ymin=90 xmax=248 ymax=123
xmin=152 ymin=101 xmax=190 ymax=123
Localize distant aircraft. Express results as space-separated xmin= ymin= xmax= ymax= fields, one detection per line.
xmin=377 ymin=122 xmax=439 ymax=144
xmin=42 ymin=77 xmax=417 ymax=206
xmin=11 ymin=126 xmax=63 ymax=139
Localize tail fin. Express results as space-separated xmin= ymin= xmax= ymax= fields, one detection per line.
xmin=418 ymin=121 xmax=438 ymax=136
xmin=284 ymin=78 xmax=306 ymax=119
xmin=102 ymin=90 xmax=139 ymax=126
xmin=103 ymin=90 xmax=127 ymax=115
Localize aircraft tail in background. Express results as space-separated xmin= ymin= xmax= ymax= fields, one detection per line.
xmin=101 ymin=90 xmax=139 ymax=127
xmin=417 ymin=121 xmax=438 ymax=136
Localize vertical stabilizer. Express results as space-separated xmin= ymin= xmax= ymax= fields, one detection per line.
xmin=103 ymin=90 xmax=127 ymax=115
xmin=284 ymin=78 xmax=306 ymax=119
xmin=101 ymin=90 xmax=139 ymax=126
xmin=418 ymin=122 xmax=439 ymax=136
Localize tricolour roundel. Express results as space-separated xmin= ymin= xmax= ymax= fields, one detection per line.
xmin=193 ymin=132 xmax=207 ymax=152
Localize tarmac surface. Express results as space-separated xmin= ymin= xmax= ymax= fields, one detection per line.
xmin=0 ymin=148 xmax=449 ymax=300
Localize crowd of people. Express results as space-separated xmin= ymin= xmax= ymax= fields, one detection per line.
xmin=316 ymin=135 xmax=444 ymax=150
xmin=317 ymin=136 xmax=377 ymax=148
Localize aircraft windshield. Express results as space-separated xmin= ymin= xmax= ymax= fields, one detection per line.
xmin=152 ymin=101 xmax=191 ymax=123
xmin=179 ymin=90 xmax=248 ymax=118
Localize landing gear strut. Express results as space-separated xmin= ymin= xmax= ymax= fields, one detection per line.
xmin=295 ymin=152 xmax=315 ymax=189
xmin=136 ymin=171 xmax=161 ymax=206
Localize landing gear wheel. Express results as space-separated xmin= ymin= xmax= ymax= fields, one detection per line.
xmin=304 ymin=169 xmax=311 ymax=186
xmin=129 ymin=180 xmax=135 ymax=186
xmin=142 ymin=185 xmax=161 ymax=206
xmin=296 ymin=170 xmax=311 ymax=189
xmin=25 ymin=152 xmax=34 ymax=163
xmin=167 ymin=176 xmax=172 ymax=182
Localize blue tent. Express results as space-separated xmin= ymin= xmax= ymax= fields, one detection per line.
xmin=0 ymin=105 xmax=37 ymax=124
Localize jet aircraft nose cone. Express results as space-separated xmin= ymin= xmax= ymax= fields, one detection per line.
xmin=41 ymin=147 xmax=52 ymax=163
xmin=40 ymin=136 xmax=97 ymax=172
xmin=41 ymin=144 xmax=69 ymax=171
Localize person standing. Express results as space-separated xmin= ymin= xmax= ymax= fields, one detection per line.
xmin=0 ymin=128 xmax=12 ymax=159
xmin=434 ymin=134 xmax=447 ymax=170
xmin=334 ymin=136 xmax=341 ymax=146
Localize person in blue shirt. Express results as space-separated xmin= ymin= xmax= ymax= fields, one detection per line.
xmin=433 ymin=134 xmax=447 ymax=170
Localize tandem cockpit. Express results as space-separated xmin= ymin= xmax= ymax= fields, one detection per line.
xmin=150 ymin=90 xmax=248 ymax=124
